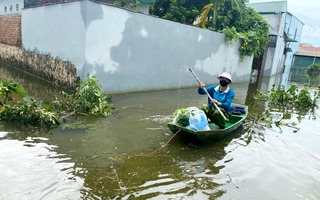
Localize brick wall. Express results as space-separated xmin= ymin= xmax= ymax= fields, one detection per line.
xmin=0 ymin=14 xmax=21 ymax=46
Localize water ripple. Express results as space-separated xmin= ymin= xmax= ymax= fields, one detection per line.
xmin=0 ymin=138 xmax=84 ymax=200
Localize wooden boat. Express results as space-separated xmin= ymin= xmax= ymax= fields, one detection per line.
xmin=167 ymin=103 xmax=248 ymax=141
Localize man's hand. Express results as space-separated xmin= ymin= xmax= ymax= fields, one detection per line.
xmin=200 ymin=82 xmax=206 ymax=89
xmin=211 ymin=99 xmax=221 ymax=106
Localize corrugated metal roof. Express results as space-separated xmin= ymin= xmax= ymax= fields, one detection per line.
xmin=246 ymin=1 xmax=287 ymax=13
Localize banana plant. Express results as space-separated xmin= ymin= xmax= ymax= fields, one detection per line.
xmin=197 ymin=3 xmax=214 ymax=28
xmin=196 ymin=0 xmax=243 ymax=31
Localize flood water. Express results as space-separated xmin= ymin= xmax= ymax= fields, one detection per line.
xmin=0 ymin=64 xmax=319 ymax=200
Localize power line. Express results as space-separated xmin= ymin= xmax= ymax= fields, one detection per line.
xmin=301 ymin=35 xmax=320 ymax=39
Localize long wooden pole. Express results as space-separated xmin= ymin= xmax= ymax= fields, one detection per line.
xmin=189 ymin=68 xmax=228 ymax=121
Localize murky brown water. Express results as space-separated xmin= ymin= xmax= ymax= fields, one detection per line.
xmin=0 ymin=64 xmax=319 ymax=199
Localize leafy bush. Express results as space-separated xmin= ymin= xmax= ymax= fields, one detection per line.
xmin=0 ymin=74 xmax=114 ymax=128
xmin=0 ymin=79 xmax=26 ymax=103
xmin=0 ymin=98 xmax=60 ymax=127
xmin=0 ymin=80 xmax=59 ymax=128
xmin=53 ymin=74 xmax=114 ymax=117
xmin=249 ymin=85 xmax=319 ymax=132
xmin=266 ymin=85 xmax=318 ymax=113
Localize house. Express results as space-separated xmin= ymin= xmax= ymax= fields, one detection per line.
xmin=290 ymin=43 xmax=320 ymax=84
xmin=247 ymin=1 xmax=303 ymax=81
xmin=281 ymin=11 xmax=304 ymax=85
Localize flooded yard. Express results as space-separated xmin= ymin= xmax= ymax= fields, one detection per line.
xmin=0 ymin=64 xmax=319 ymax=199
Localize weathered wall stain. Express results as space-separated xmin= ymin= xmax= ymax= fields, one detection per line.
xmin=0 ymin=43 xmax=78 ymax=89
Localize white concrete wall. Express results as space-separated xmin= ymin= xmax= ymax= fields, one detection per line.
xmin=22 ymin=1 xmax=86 ymax=71
xmin=22 ymin=0 xmax=252 ymax=94
xmin=261 ymin=13 xmax=286 ymax=77
xmin=0 ymin=0 xmax=23 ymax=15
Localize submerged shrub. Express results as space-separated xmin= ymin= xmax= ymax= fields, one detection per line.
xmin=266 ymin=85 xmax=318 ymax=114
xmin=0 ymin=97 xmax=60 ymax=127
xmin=53 ymin=73 xmax=114 ymax=117
xmin=0 ymin=74 xmax=114 ymax=129
xmin=251 ymin=84 xmax=319 ymax=132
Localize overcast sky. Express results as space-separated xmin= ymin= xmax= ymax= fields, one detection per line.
xmin=249 ymin=0 xmax=320 ymax=47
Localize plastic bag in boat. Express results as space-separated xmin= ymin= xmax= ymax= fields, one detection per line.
xmin=187 ymin=109 xmax=210 ymax=131
xmin=173 ymin=107 xmax=198 ymax=127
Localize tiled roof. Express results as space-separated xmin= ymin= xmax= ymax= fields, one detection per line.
xmin=246 ymin=1 xmax=287 ymax=13
xmin=295 ymin=44 xmax=320 ymax=57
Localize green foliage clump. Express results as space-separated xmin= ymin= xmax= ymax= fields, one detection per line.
xmin=254 ymin=85 xmax=319 ymax=125
xmin=223 ymin=26 xmax=239 ymax=43
xmin=150 ymin=0 xmax=206 ymax=25
xmin=221 ymin=7 xmax=269 ymax=60
xmin=0 ymin=74 xmax=114 ymax=129
xmin=249 ymin=84 xmax=319 ymax=132
xmin=305 ymin=64 xmax=320 ymax=86
xmin=114 ymin=0 xmax=142 ymax=12
xmin=0 ymin=79 xmax=26 ymax=102
xmin=0 ymin=79 xmax=59 ymax=128
xmin=306 ymin=63 xmax=320 ymax=77
xmin=53 ymin=74 xmax=113 ymax=117
xmin=0 ymin=98 xmax=60 ymax=127
xmin=266 ymin=85 xmax=318 ymax=113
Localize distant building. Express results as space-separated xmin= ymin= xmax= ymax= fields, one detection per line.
xmin=247 ymin=1 xmax=303 ymax=82
xmin=290 ymin=43 xmax=320 ymax=84
xmin=0 ymin=0 xmax=24 ymax=15
xmin=295 ymin=43 xmax=320 ymax=60
xmin=282 ymin=11 xmax=304 ymax=85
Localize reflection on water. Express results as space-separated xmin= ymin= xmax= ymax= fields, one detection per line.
xmin=0 ymin=64 xmax=320 ymax=199
xmin=78 ymin=128 xmax=245 ymax=199
xmin=0 ymin=62 xmax=64 ymax=101
xmin=0 ymin=132 xmax=84 ymax=199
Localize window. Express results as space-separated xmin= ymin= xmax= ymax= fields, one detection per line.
xmin=268 ymin=35 xmax=277 ymax=47
xmin=16 ymin=4 xmax=19 ymax=11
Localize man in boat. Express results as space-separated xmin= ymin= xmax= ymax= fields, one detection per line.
xmin=198 ymin=72 xmax=234 ymax=129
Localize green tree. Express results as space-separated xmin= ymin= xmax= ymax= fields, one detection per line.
xmin=305 ymin=63 xmax=320 ymax=85
xmin=197 ymin=0 xmax=269 ymax=59
xmin=306 ymin=63 xmax=320 ymax=78
xmin=151 ymin=0 xmax=269 ymax=60
xmin=150 ymin=0 xmax=208 ymax=25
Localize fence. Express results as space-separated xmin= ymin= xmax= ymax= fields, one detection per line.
xmin=290 ymin=66 xmax=320 ymax=86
